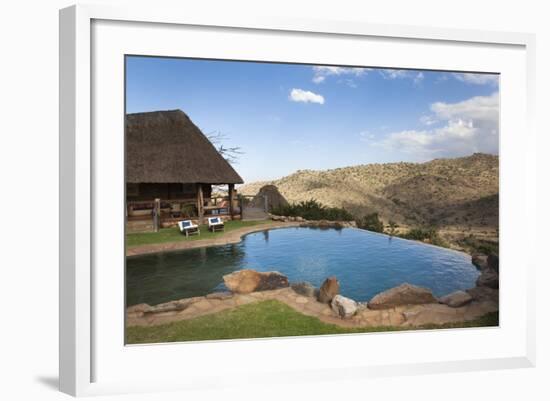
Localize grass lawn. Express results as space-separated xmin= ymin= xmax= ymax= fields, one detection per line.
xmin=126 ymin=300 xmax=499 ymax=344
xmin=126 ymin=219 xmax=271 ymax=248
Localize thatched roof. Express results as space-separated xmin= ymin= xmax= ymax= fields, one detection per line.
xmin=126 ymin=110 xmax=244 ymax=184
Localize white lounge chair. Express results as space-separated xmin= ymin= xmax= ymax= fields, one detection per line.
xmin=178 ymin=220 xmax=200 ymax=237
xmin=207 ymin=216 xmax=225 ymax=232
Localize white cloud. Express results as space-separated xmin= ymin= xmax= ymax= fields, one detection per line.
xmin=452 ymin=73 xmax=499 ymax=86
xmin=289 ymin=88 xmax=325 ymax=104
xmin=430 ymin=93 xmax=499 ymax=122
xmin=378 ymin=69 xmax=411 ymax=80
xmin=376 ymin=93 xmax=499 ymax=159
xmin=419 ymin=115 xmax=437 ymax=126
xmin=413 ymin=72 xmax=424 ymax=85
xmin=312 ymin=66 xmax=369 ymax=84
xmin=378 ymin=69 xmax=425 ymax=86
xmin=359 ymin=130 xmax=376 ymax=141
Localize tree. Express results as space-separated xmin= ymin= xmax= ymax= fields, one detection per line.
xmin=207 ymin=131 xmax=243 ymax=164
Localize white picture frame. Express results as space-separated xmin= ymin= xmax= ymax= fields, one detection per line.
xmin=59 ymin=3 xmax=536 ymax=397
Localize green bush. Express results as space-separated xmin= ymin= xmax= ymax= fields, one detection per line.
xmin=387 ymin=220 xmax=398 ymax=236
xmin=358 ymin=212 xmax=384 ymax=233
xmin=271 ymin=199 xmax=353 ymax=221
xmin=402 ymin=227 xmax=437 ymax=241
xmin=458 ymin=235 xmax=499 ymax=255
xmin=400 ymin=227 xmax=448 ymax=247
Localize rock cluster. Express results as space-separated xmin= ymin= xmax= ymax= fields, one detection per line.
xmin=223 ymin=269 xmax=289 ymax=293
xmin=318 ymin=276 xmax=340 ymax=304
xmin=476 ymin=269 xmax=499 ymax=289
xmin=270 ymin=215 xmax=304 ymax=222
xmin=331 ymin=295 xmax=357 ymax=318
xmin=472 ymin=254 xmax=489 ymax=270
xmin=472 ymin=253 xmax=499 ymax=289
xmin=291 ymin=282 xmax=317 ymax=298
xmin=367 ymin=283 xmax=437 ymax=310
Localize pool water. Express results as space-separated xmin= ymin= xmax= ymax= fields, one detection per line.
xmin=126 ymin=227 xmax=479 ymax=306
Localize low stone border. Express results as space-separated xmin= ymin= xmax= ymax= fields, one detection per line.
xmin=126 ymin=285 xmax=498 ymax=329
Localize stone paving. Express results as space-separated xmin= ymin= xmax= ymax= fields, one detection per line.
xmin=126 ymin=286 xmax=498 ymax=329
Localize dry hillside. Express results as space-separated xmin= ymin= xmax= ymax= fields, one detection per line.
xmin=239 ymin=153 xmax=499 ymax=241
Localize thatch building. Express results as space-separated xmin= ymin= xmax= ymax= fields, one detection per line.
xmin=126 ymin=110 xmax=244 ymax=225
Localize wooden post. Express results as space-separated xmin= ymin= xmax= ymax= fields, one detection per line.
xmin=239 ymin=195 xmax=243 ymax=220
xmin=228 ymin=183 xmax=235 ymax=220
xmin=153 ymin=198 xmax=161 ymax=232
xmin=197 ymin=184 xmax=204 ymax=224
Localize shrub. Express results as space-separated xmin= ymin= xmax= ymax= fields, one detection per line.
xmin=387 ymin=220 xmax=398 ymax=236
xmin=459 ymin=235 xmax=499 ymax=255
xmin=400 ymin=227 xmax=448 ymax=247
xmin=271 ymin=199 xmax=353 ymax=221
xmin=358 ymin=212 xmax=384 ymax=233
xmin=402 ymin=227 xmax=437 ymax=241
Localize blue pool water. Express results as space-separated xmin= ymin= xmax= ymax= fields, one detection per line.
xmin=126 ymin=227 xmax=479 ymax=306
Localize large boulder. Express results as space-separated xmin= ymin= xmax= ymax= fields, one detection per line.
xmin=488 ymin=253 xmax=499 ymax=272
xmin=331 ymin=295 xmax=357 ymax=319
xmin=438 ymin=290 xmax=473 ymax=307
xmin=318 ymin=276 xmax=340 ymax=303
xmin=291 ymin=282 xmax=316 ymax=298
xmin=472 ymin=254 xmax=489 ymax=270
xmin=368 ymin=283 xmax=437 ymax=310
xmin=223 ymin=269 xmax=289 ymax=293
xmin=258 ymin=185 xmax=289 ymax=212
xmin=476 ymin=269 xmax=499 ymax=289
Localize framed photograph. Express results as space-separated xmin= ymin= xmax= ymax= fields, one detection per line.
xmin=59 ymin=4 xmax=536 ymax=397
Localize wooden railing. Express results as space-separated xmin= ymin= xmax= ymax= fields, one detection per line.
xmin=126 ymin=195 xmax=243 ymax=231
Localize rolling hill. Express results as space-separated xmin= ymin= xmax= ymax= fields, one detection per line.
xmin=238 ymin=153 xmax=499 ymax=243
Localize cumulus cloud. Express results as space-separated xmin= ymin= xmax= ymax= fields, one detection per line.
xmin=430 ymin=93 xmax=499 ymax=123
xmin=419 ymin=114 xmax=437 ymax=126
xmin=452 ymin=73 xmax=499 ymax=86
xmin=289 ymin=88 xmax=325 ymax=104
xmin=376 ymin=92 xmax=499 ymax=159
xmin=312 ymin=66 xmax=369 ymax=84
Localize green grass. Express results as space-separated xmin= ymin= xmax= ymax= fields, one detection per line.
xmin=126 ymin=220 xmax=271 ymax=248
xmin=126 ymin=300 xmax=499 ymax=344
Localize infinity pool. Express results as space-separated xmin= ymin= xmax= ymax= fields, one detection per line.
xmin=126 ymin=227 xmax=479 ymax=306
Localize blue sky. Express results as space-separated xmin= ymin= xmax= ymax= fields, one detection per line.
xmin=126 ymin=56 xmax=499 ymax=182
